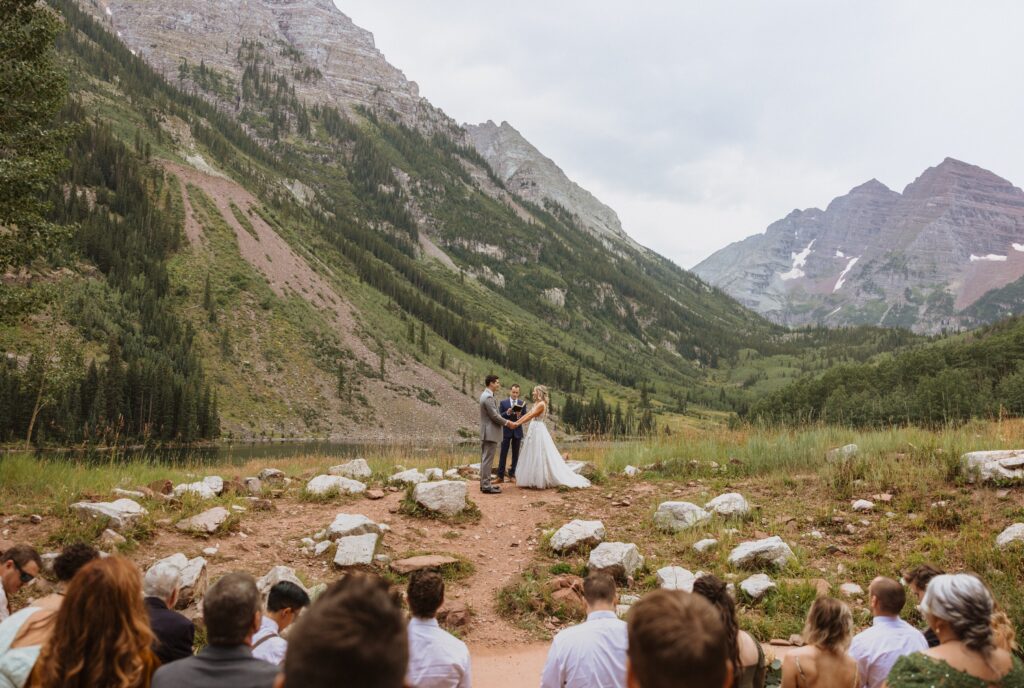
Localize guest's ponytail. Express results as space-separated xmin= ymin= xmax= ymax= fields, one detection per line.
xmin=693 ymin=574 xmax=741 ymax=686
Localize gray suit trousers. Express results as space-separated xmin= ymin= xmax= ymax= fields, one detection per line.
xmin=480 ymin=440 xmax=497 ymax=489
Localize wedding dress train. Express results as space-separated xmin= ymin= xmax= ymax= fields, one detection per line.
xmin=515 ymin=417 xmax=590 ymax=489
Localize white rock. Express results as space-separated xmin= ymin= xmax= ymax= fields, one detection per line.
xmin=851 ymin=499 xmax=875 ymax=512
xmin=615 ymin=604 xmax=631 ymax=619
xmin=176 ymin=506 xmax=230 ymax=534
xmin=71 ymin=499 xmax=147 ymax=532
xmin=623 ymin=465 xmax=640 ymax=477
xmin=827 ymin=444 xmax=859 ymax=462
xmin=333 ymin=533 xmax=379 ymax=567
xmin=620 ymin=594 xmax=641 ymax=605
xmin=203 ymin=476 xmax=224 ymax=495
xmin=588 ymin=542 xmax=644 ymax=579
xmin=112 ymin=488 xmax=147 ymax=499
xmin=202 ymin=546 xmax=218 ymax=556
xmin=314 ymin=540 xmax=333 ymax=556
xmin=305 ymin=474 xmax=367 ymax=496
xmin=653 ymin=501 xmax=712 ymax=531
xmin=840 ymin=582 xmax=864 ymax=597
xmin=231 ymin=505 xmax=246 ymax=513
xmin=728 ymin=536 xmax=795 ymax=569
xmin=326 ymin=513 xmax=382 ymax=540
xmin=656 ymin=566 xmax=696 ymax=591
xmin=425 ymin=467 xmax=444 ymax=481
xmin=173 ymin=481 xmax=217 ymax=500
xmin=996 ymin=523 xmax=1024 ymax=548
xmin=300 ymin=537 xmax=316 ymax=548
xmin=705 ymin=493 xmax=751 ymax=517
xmin=329 ymin=459 xmax=372 ymax=480
xmin=740 ymin=573 xmax=776 ymax=600
xmin=444 ymin=469 xmax=462 ymax=480
xmin=389 ymin=469 xmax=427 ymax=486
xmin=963 ymin=450 xmax=1024 ymax=483
xmin=258 ymin=468 xmax=285 ymax=482
xmin=693 ymin=538 xmax=719 ymax=553
xmin=98 ymin=528 xmax=126 ymax=548
xmin=413 ymin=481 xmax=468 ymax=516
xmin=256 ymin=565 xmax=307 ymax=597
xmin=243 ymin=477 xmax=262 ymax=495
xmin=809 ymin=530 xmax=824 ymax=539
xmin=550 ymin=520 xmax=606 ymax=553
xmin=148 ymin=554 xmax=207 ymax=608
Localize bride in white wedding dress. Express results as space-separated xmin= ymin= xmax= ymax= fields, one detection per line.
xmin=510 ymin=385 xmax=590 ymax=490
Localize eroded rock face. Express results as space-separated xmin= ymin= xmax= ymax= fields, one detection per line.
xmin=550 ymin=520 xmax=606 ymax=553
xmin=728 ymin=536 xmax=795 ymax=569
xmin=653 ymin=502 xmax=712 ymax=531
xmin=963 ymin=450 xmax=1024 ymax=483
xmin=71 ymin=499 xmax=147 ymax=532
xmin=412 ymin=481 xmax=467 ymax=516
xmin=588 ymin=542 xmax=644 ymax=580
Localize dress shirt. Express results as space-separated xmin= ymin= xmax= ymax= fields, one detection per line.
xmin=406 ymin=617 xmax=471 ymax=688
xmin=0 ymin=586 xmax=9 ymax=622
xmin=251 ymin=615 xmax=287 ymax=666
xmin=849 ymin=615 xmax=928 ymax=688
xmin=541 ymin=610 xmax=628 ymax=688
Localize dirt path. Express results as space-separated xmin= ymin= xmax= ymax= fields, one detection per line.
xmin=471 ymin=643 xmax=549 ymax=687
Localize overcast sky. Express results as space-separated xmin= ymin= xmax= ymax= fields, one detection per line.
xmin=340 ymin=1 xmax=1024 ymax=268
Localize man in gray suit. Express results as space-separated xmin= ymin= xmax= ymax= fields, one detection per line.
xmin=479 ymin=375 xmax=513 ymax=494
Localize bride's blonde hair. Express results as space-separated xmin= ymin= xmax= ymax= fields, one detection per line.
xmin=533 ymin=385 xmax=549 ymax=404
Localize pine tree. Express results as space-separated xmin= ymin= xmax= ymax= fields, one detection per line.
xmin=439 ymin=350 xmax=447 ymax=370
xmin=336 ymin=359 xmax=346 ymax=399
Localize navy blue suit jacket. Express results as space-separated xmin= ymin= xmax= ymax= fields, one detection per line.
xmin=499 ymin=398 xmax=526 ymax=439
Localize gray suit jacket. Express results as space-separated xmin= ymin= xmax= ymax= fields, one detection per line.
xmin=152 ymin=644 xmax=279 ymax=688
xmin=479 ymin=391 xmax=505 ymax=443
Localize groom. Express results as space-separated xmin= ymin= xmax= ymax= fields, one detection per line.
xmin=479 ymin=375 xmax=514 ymax=495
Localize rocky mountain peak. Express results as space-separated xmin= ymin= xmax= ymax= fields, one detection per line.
xmin=902 ymin=157 xmax=1018 ymax=199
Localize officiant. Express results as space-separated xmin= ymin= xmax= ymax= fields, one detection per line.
xmin=496 ymin=384 xmax=526 ymax=482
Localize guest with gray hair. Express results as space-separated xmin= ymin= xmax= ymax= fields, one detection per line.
xmin=144 ymin=561 xmax=195 ymax=665
xmin=885 ymin=573 xmax=1024 ymax=687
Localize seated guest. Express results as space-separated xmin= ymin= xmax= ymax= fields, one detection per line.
xmin=693 ymin=574 xmax=766 ymax=688
xmin=0 ymin=546 xmax=42 ymax=621
xmin=902 ymin=564 xmax=943 ymax=648
xmin=405 ymin=570 xmax=470 ymax=688
xmin=541 ymin=572 xmax=627 ymax=688
xmin=626 ymin=589 xmax=732 ymax=688
xmin=275 ymin=572 xmax=407 ymax=688
xmin=252 ymin=582 xmax=310 ymax=666
xmin=152 ymin=572 xmax=278 ymax=688
xmin=781 ymin=597 xmax=857 ymax=688
xmin=886 ymin=574 xmax=1024 ymax=687
xmin=991 ymin=605 xmax=1018 ymax=653
xmin=27 ymin=556 xmax=158 ymax=688
xmin=0 ymin=544 xmax=97 ymax=688
xmin=848 ymin=577 xmax=927 ymax=688
xmin=143 ymin=560 xmax=195 ymax=664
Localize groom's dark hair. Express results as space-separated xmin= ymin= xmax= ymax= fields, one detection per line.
xmin=485 ymin=374 xmax=499 ymax=386
xmin=407 ymin=569 xmax=445 ymax=618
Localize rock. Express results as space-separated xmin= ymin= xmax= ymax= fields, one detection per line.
xmin=705 ymin=493 xmax=751 ymax=517
xmin=314 ymin=540 xmax=333 ymax=556
xmin=389 ymin=469 xmax=427 ymax=486
xmin=112 ymin=488 xmax=147 ymax=500
xmin=246 ymin=497 xmax=274 ymax=511
xmin=550 ymin=520 xmax=606 ymax=553
xmin=221 ymin=477 xmax=247 ymax=496
xmin=173 ymin=481 xmax=217 ymax=500
xmin=256 ymin=565 xmax=307 ymax=597
xmin=588 ymin=542 xmax=644 ymax=580
xmin=258 ymin=468 xmax=285 ymax=483
xmin=844 ymin=523 xmax=857 ymax=535
xmin=545 ymin=575 xmax=587 ymax=617
xmin=693 ymin=538 xmax=719 ymax=553
xmin=243 ymin=477 xmax=262 ymax=495
xmin=148 ymin=554 xmax=207 ymax=608
xmin=840 ymin=582 xmax=864 ymax=597
xmin=444 ymin=469 xmax=462 ymax=480
xmin=996 ymin=523 xmax=1024 ymax=548
xmin=305 ymin=474 xmax=367 ymax=496
xmin=28 ymin=514 xmax=43 ymax=524
xmin=623 ymin=465 xmax=639 ymax=477
xmin=390 ymin=555 xmax=459 ymax=575
xmin=412 ymin=481 xmax=468 ymax=516
xmin=148 ymin=479 xmax=173 ymax=495
xmin=202 ymin=546 xmax=218 ymax=556
xmin=98 ymin=528 xmax=126 ymax=548
xmin=963 ymin=450 xmax=1024 ymax=483
xmin=365 ymin=489 xmax=386 ymax=500
xmin=425 ymin=468 xmax=444 ymax=481
xmin=437 ymin=601 xmax=471 ymax=630
xmin=740 ymin=573 xmax=776 ymax=600
xmin=175 ymin=506 xmax=231 ymax=535
xmin=656 ymin=566 xmax=696 ymax=592
xmin=728 ymin=536 xmax=795 ymax=569
xmin=333 ymin=533 xmax=378 ymax=568
xmin=374 ymin=554 xmax=391 ymax=565
xmin=827 ymin=444 xmax=859 ymax=462
xmin=851 ymin=499 xmax=875 ymax=512
xmin=872 ymin=492 xmax=894 ymax=503
xmin=71 ymin=499 xmax=147 ymax=532
xmin=202 ymin=476 xmax=224 ymax=495
xmin=653 ymin=501 xmax=712 ymax=531
xmin=39 ymin=552 xmax=59 ymax=576
xmin=329 ymin=459 xmax=372 ymax=480
xmin=325 ymin=513 xmax=382 ymax=540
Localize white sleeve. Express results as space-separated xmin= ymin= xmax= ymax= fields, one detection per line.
xmin=539 ymin=638 xmax=563 ymax=688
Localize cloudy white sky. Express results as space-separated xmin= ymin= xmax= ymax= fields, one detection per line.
xmin=340 ymin=1 xmax=1024 ymax=268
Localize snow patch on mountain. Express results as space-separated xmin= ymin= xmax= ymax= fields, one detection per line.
xmin=833 ymin=256 xmax=860 ymax=292
xmin=780 ymin=240 xmax=816 ymax=281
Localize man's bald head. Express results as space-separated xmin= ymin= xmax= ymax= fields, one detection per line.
xmin=869 ymin=576 xmax=906 ymax=616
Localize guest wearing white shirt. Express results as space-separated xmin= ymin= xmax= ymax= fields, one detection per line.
xmin=252 ymin=581 xmax=310 ymax=666
xmin=541 ymin=572 xmax=628 ymax=688
xmin=406 ymin=569 xmax=471 ymax=688
xmin=848 ymin=577 xmax=927 ymax=688
xmin=0 ymin=544 xmax=41 ymax=621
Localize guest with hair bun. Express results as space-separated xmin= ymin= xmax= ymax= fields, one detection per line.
xmin=693 ymin=575 xmax=766 ymax=688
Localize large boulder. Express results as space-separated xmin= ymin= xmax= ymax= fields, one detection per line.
xmin=588 ymin=542 xmax=644 ymax=580
xmin=412 ymin=481 xmax=468 ymax=516
xmin=827 ymin=444 xmax=859 ymax=462
xmin=390 ymin=555 xmax=459 ymax=575
xmin=71 ymin=499 xmax=147 ymax=532
xmin=653 ymin=502 xmax=712 ymax=531
xmin=996 ymin=523 xmax=1024 ymax=549
xmin=148 ymin=553 xmax=207 ymax=608
xmin=740 ymin=573 xmax=776 ymax=600
xmin=329 ymin=459 xmax=372 ymax=481
xmin=305 ymin=474 xmax=367 ymax=496
xmin=705 ymin=493 xmax=751 ymax=517
xmin=258 ymin=468 xmax=285 ymax=482
xmin=176 ymin=506 xmax=230 ymax=535
xmin=202 ymin=476 xmax=224 ymax=495
xmin=963 ymin=450 xmax=1024 ymax=483
xmin=173 ymin=481 xmax=217 ymax=500
xmin=545 ymin=575 xmax=587 ymax=618
xmin=256 ymin=565 xmax=308 ymax=598
xmin=333 ymin=533 xmax=379 ymax=568
xmin=550 ymin=520 xmax=606 ymax=553
xmin=728 ymin=536 xmax=795 ymax=569
xmin=325 ymin=513 xmax=382 ymax=540
xmin=656 ymin=566 xmax=696 ymax=592
xmin=390 ymin=469 xmax=427 ymax=486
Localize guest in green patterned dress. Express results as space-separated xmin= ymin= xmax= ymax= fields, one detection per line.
xmin=885 ymin=574 xmax=1024 ymax=688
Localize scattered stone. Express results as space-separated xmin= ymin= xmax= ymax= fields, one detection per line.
xmin=222 ymin=477 xmax=247 ymax=496
xmin=444 ymin=469 xmax=462 ymax=480
xmin=705 ymin=493 xmax=751 ymax=517
xmin=588 ymin=542 xmax=644 ymax=580
xmin=809 ymin=530 xmax=824 ymax=539
xmin=246 ymin=497 xmax=274 ymax=511
xmin=202 ymin=476 xmax=224 ymax=494
xmin=827 ymin=444 xmax=859 ymax=462
xmin=231 ymin=505 xmax=246 ymax=513
xmin=243 ymin=477 xmax=262 ymax=495
xmin=693 ymin=538 xmax=719 ymax=553
xmin=390 ymin=555 xmax=460 ymax=575
xmin=71 ymin=499 xmax=147 ymax=532
xmin=996 ymin=523 xmax=1024 ymax=549
xmin=412 ymin=481 xmax=468 ymax=517
xmin=620 ymin=594 xmax=641 ymax=605
xmin=366 ymin=489 xmax=386 ymax=500
xmin=872 ymin=493 xmax=894 ymax=503
xmin=656 ymin=566 xmax=696 ymax=592
xmin=623 ymin=465 xmax=640 ymax=477
xmin=313 ymin=541 xmax=333 ymax=556
xmin=175 ymin=507 xmax=230 ymax=535
xmin=202 ymin=546 xmax=218 ymax=556
xmin=962 ymin=450 xmax=1024 ymax=483
xmin=389 ymin=469 xmax=428 ymax=486
xmin=325 ymin=513 xmax=382 ymax=540
xmin=740 ymin=573 xmax=776 ymax=600
xmin=305 ymin=474 xmax=367 ymax=496
xmin=425 ymin=468 xmax=444 ymax=481
xmin=728 ymin=536 xmax=795 ymax=569
xmin=333 ymin=533 xmax=379 ymax=568
xmin=374 ymin=554 xmax=391 ymax=565
xmin=173 ymin=481 xmax=217 ymax=500
xmin=851 ymin=499 xmax=875 ymax=512
xmin=329 ymin=459 xmax=372 ymax=481
xmin=258 ymin=468 xmax=285 ymax=482
xmin=546 ymin=575 xmax=587 ymax=617
xmin=840 ymin=582 xmax=864 ymax=597
xmin=98 ymin=528 xmax=126 ymax=548
xmin=149 ymin=554 xmax=207 ymax=608
xmin=112 ymin=488 xmax=147 ymax=500
xmin=844 ymin=524 xmax=857 ymax=535
xmin=437 ymin=601 xmax=471 ymax=630
xmin=653 ymin=501 xmax=712 ymax=531
xmin=256 ymin=565 xmax=307 ymax=598
xmin=550 ymin=520 xmax=606 ymax=553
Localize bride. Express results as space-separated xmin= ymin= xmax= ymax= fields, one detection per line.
xmin=510 ymin=385 xmax=590 ymax=489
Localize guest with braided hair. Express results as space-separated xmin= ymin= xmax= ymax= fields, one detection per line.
xmin=693 ymin=575 xmax=766 ymax=688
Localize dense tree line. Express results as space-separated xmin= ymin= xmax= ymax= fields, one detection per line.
xmin=561 ymin=391 xmax=657 ymax=437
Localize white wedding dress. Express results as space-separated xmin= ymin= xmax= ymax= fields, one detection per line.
xmin=515 ymin=409 xmax=590 ymax=489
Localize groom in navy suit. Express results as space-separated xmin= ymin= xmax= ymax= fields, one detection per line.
xmin=496 ymin=384 xmax=525 ymax=482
